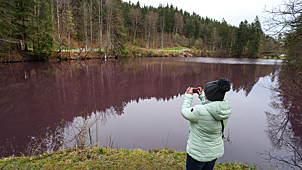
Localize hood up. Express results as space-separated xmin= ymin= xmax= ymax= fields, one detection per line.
xmin=204 ymin=100 xmax=231 ymax=121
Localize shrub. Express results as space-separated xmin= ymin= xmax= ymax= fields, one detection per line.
xmin=133 ymin=40 xmax=138 ymax=45
xmin=130 ymin=48 xmax=139 ymax=57
xmin=158 ymin=52 xmax=165 ymax=57
xmin=120 ymin=50 xmax=130 ymax=58
xmin=146 ymin=49 xmax=155 ymax=57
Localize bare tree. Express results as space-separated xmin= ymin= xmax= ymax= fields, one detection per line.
xmin=264 ymin=0 xmax=302 ymax=63
xmin=212 ymin=27 xmax=219 ymax=51
xmin=173 ymin=12 xmax=183 ymax=46
xmin=61 ymin=0 xmax=75 ymax=58
xmin=98 ymin=0 xmax=103 ymax=51
xmin=151 ymin=12 xmax=159 ymax=49
xmin=173 ymin=13 xmax=183 ymax=35
xmin=129 ymin=8 xmax=142 ymax=44
xmin=83 ymin=0 xmax=88 ymax=52
xmin=144 ymin=12 xmax=151 ymax=49
xmin=160 ymin=16 xmax=164 ymax=49
xmin=264 ymin=0 xmax=302 ymax=35
xmin=144 ymin=11 xmax=158 ymax=49
xmin=100 ymin=0 xmax=125 ymax=57
xmin=90 ymin=0 xmax=93 ymax=51
xmin=104 ymin=0 xmax=114 ymax=57
xmin=66 ymin=0 xmax=71 ymax=56
xmin=57 ymin=0 xmax=62 ymax=58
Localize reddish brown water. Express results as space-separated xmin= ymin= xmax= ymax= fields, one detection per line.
xmin=0 ymin=57 xmax=300 ymax=169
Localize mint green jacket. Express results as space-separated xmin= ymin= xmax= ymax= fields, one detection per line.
xmin=181 ymin=93 xmax=231 ymax=162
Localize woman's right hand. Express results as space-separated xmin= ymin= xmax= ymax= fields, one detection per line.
xmin=186 ymin=87 xmax=193 ymax=95
xmin=197 ymin=87 xmax=203 ymax=95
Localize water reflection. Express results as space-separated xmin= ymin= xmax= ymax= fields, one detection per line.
xmin=0 ymin=57 xmax=281 ymax=158
xmin=263 ymin=66 xmax=302 ymax=169
xmin=177 ymin=57 xmax=283 ymax=65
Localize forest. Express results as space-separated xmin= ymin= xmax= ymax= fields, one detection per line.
xmin=0 ymin=0 xmax=288 ymax=60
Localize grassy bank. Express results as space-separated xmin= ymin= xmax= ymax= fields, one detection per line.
xmin=0 ymin=147 xmax=257 ymax=170
xmin=0 ymin=46 xmax=284 ymax=63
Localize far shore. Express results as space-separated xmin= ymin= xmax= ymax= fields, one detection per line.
xmin=0 ymin=47 xmax=284 ymax=63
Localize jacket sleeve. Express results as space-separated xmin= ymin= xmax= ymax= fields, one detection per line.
xmin=181 ymin=94 xmax=199 ymax=123
xmin=198 ymin=92 xmax=205 ymax=101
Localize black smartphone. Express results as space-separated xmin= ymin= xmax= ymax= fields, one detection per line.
xmin=192 ymin=88 xmax=199 ymax=93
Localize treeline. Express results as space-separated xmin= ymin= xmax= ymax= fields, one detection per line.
xmin=0 ymin=0 xmax=279 ymax=59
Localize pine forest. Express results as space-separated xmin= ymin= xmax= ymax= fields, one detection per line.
xmin=0 ymin=0 xmax=284 ymax=60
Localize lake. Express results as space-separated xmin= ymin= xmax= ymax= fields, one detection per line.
xmin=0 ymin=57 xmax=301 ymax=169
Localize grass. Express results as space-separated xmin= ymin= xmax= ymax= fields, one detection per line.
xmin=277 ymin=55 xmax=286 ymax=59
xmin=155 ymin=47 xmax=190 ymax=51
xmin=128 ymin=46 xmax=190 ymax=52
xmin=53 ymin=46 xmax=78 ymax=50
xmin=0 ymin=148 xmax=257 ymax=170
xmin=262 ymin=54 xmax=287 ymax=60
xmin=26 ymin=46 xmax=78 ymax=51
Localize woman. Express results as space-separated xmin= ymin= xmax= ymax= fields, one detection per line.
xmin=181 ymin=78 xmax=231 ymax=170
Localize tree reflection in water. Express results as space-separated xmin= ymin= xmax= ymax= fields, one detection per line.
xmin=0 ymin=58 xmax=282 ymax=158
xmin=263 ymin=65 xmax=302 ymax=169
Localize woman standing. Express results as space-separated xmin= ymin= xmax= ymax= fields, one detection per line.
xmin=181 ymin=78 xmax=231 ymax=170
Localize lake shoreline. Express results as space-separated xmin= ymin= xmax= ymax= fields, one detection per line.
xmin=0 ymin=47 xmax=282 ymax=63
xmin=0 ymin=147 xmax=257 ymax=169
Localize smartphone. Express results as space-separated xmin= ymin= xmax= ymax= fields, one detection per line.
xmin=192 ymin=88 xmax=199 ymax=93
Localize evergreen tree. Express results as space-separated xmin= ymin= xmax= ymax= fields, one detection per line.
xmin=194 ymin=19 xmax=201 ymax=39
xmin=163 ymin=3 xmax=172 ymax=33
xmin=32 ymin=0 xmax=53 ymax=57
xmin=247 ymin=16 xmax=262 ymax=58
xmin=14 ymin=0 xmax=36 ymax=51
xmin=111 ymin=0 xmax=127 ymax=56
xmin=0 ymin=0 xmax=53 ymax=58
xmin=233 ymin=20 xmax=250 ymax=57
xmin=0 ymin=0 xmax=15 ymax=53
xmin=121 ymin=1 xmax=131 ymax=28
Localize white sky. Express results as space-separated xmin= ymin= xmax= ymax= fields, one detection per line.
xmin=128 ymin=0 xmax=284 ymax=27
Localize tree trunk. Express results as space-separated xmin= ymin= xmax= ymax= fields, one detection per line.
xmin=105 ymin=1 xmax=112 ymax=58
xmin=52 ymin=0 xmax=54 ymax=30
xmin=90 ymin=0 xmax=93 ymax=51
xmin=57 ymin=0 xmax=61 ymax=59
xmin=161 ymin=17 xmax=164 ymax=50
xmin=98 ymin=0 xmax=103 ymax=51
xmin=21 ymin=0 xmax=28 ymax=51
xmin=36 ymin=4 xmax=40 ymax=53
xmin=133 ymin=16 xmax=137 ymax=44
xmin=145 ymin=22 xmax=148 ymax=49
xmin=67 ymin=0 xmax=70 ymax=58
xmin=84 ymin=0 xmax=88 ymax=53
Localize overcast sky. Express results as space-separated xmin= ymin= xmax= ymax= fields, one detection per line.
xmin=128 ymin=0 xmax=283 ymax=27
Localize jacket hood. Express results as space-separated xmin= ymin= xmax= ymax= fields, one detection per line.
xmin=204 ymin=100 xmax=231 ymax=120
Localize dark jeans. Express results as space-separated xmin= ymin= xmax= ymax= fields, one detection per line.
xmin=186 ymin=153 xmax=217 ymax=170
